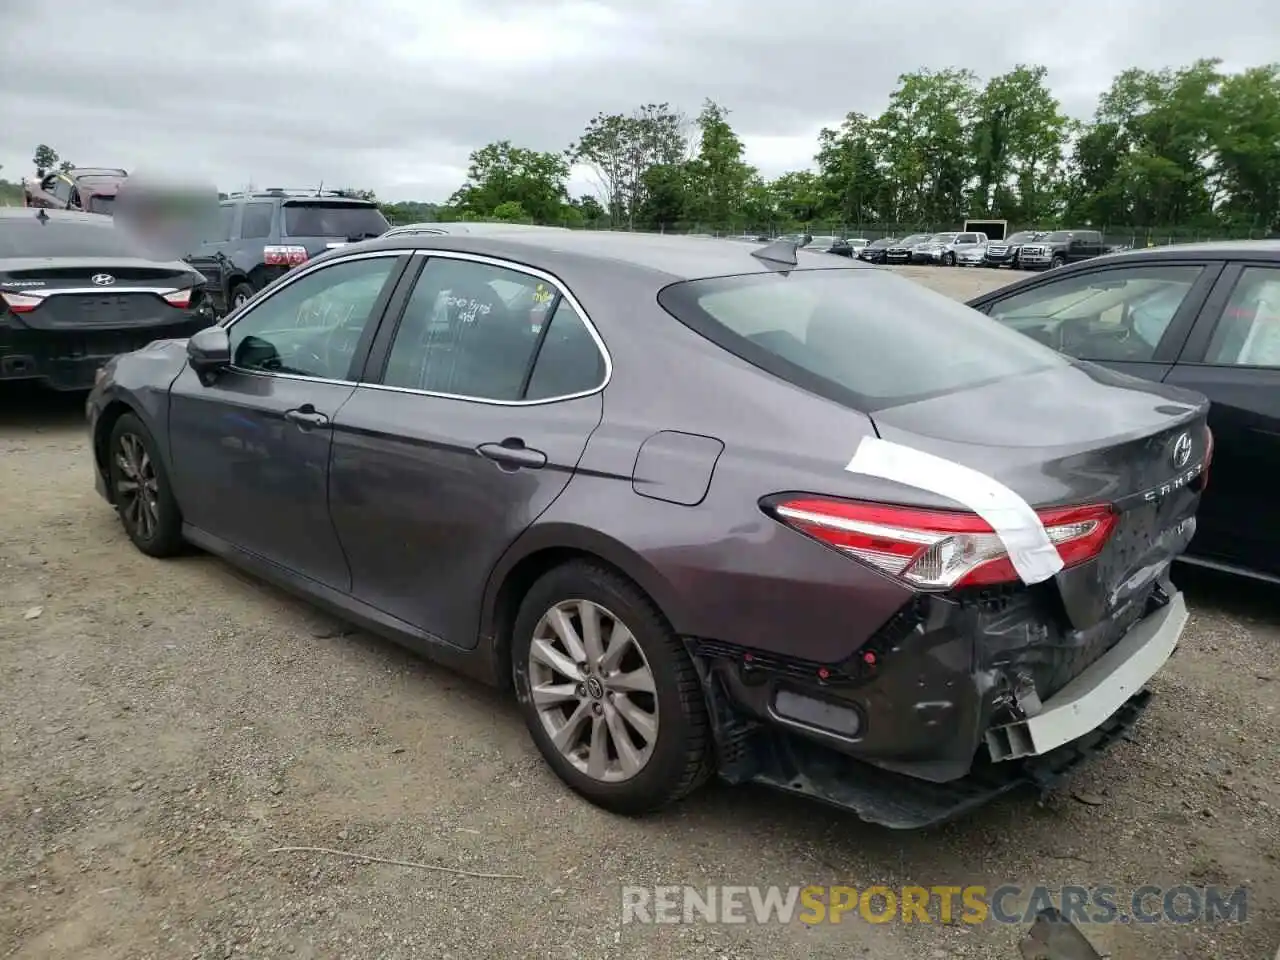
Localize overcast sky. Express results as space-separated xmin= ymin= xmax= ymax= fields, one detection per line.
xmin=2 ymin=0 xmax=1275 ymax=203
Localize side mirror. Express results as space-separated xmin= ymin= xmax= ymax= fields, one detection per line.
xmin=187 ymin=325 xmax=231 ymax=382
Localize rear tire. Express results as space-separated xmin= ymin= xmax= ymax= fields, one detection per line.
xmin=107 ymin=413 xmax=184 ymax=558
xmin=230 ymin=282 xmax=255 ymax=311
xmin=512 ymin=561 xmax=712 ymax=815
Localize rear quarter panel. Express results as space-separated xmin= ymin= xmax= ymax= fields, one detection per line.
xmin=502 ymin=271 xmax=919 ymax=663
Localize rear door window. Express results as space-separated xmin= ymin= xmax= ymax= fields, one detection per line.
xmin=657 ymin=268 xmax=1064 ymax=412
xmin=240 ymin=203 xmax=274 ymax=239
xmin=1204 ymin=266 xmax=1280 ymax=367
xmin=282 ymin=203 xmax=389 ymax=240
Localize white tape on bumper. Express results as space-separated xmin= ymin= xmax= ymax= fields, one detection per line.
xmin=844 ymin=436 xmax=1063 ymax=585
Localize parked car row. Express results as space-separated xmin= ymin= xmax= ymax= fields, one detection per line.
xmin=852 ymin=228 xmax=1115 ymax=271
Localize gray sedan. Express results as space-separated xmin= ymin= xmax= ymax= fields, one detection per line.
xmin=86 ymin=231 xmax=1210 ymax=827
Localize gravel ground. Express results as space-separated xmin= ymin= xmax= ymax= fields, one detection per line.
xmin=1 ymin=264 xmax=1277 ymax=960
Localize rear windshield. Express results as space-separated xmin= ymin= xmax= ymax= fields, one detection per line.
xmin=657 ymin=269 xmax=1064 ymax=411
xmin=84 ymin=195 xmax=116 ymax=214
xmin=283 ymin=202 xmax=389 ymax=239
xmin=0 ymin=221 xmax=148 ymax=259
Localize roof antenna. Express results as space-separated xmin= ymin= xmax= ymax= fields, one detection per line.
xmin=316 ymin=180 xmax=323 ymax=196
xmin=750 ymin=237 xmax=799 ymax=271
xmin=35 ymin=208 xmax=49 ymax=224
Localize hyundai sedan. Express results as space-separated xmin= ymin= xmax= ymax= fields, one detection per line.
xmin=87 ymin=232 xmax=1211 ymax=828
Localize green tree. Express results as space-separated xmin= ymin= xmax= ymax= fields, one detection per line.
xmin=684 ymin=100 xmax=754 ymax=229
xmin=970 ymin=65 xmax=1068 ymax=223
xmin=491 ymin=200 xmax=533 ymax=223
xmin=634 ymin=162 xmax=690 ymax=229
xmin=1068 ymin=59 xmax=1224 ymax=227
xmin=569 ymin=103 xmax=688 ymax=228
xmin=769 ymin=171 xmax=823 ymax=224
xmin=448 ymin=140 xmax=569 ymax=224
xmin=33 ymin=145 xmax=58 ymax=177
xmin=875 ymin=68 xmax=978 ymax=223
xmin=1212 ymin=64 xmax=1280 ymax=231
xmin=815 ymin=112 xmax=887 ymax=225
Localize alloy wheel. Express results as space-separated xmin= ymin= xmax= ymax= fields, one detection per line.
xmin=114 ymin=432 xmax=160 ymax=540
xmin=527 ymin=599 xmax=658 ymax=783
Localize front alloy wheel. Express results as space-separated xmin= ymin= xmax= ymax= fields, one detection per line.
xmin=528 ymin=599 xmax=658 ymax=782
xmin=107 ymin=413 xmax=184 ymax=557
xmin=115 ymin=432 xmax=160 ymax=541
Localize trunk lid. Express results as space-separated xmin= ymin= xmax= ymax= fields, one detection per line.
xmin=0 ymin=258 xmax=202 ymax=330
xmin=867 ymin=362 xmax=1210 ymax=630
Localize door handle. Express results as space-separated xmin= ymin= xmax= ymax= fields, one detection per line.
xmin=284 ymin=406 xmax=329 ymax=428
xmin=477 ymin=439 xmax=547 ymax=470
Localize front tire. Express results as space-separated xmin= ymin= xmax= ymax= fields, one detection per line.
xmin=512 ymin=561 xmax=712 ymax=815
xmin=107 ymin=413 xmax=184 ymax=557
xmin=1050 ymin=254 xmax=1066 ymax=269
xmin=943 ymin=251 xmax=956 ymax=266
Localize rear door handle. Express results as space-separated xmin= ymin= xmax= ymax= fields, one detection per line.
xmin=285 ymin=406 xmax=329 ymax=428
xmin=477 ymin=439 xmax=547 ymax=470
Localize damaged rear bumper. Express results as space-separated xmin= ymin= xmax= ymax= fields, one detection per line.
xmin=985 ymin=590 xmax=1186 ymax=761
xmin=690 ymin=583 xmax=1187 ymax=828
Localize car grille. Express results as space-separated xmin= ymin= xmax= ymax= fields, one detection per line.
xmin=988 ymin=246 xmax=1007 ymax=255
xmin=1022 ymin=246 xmax=1044 ymax=255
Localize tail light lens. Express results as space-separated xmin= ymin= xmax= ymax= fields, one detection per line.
xmin=162 ymin=288 xmax=193 ymax=308
xmin=264 ymin=245 xmax=308 ymax=266
xmin=1 ymin=291 xmax=41 ymax=314
xmin=1200 ymin=425 xmax=1214 ymax=492
xmin=770 ymin=497 xmax=1117 ymax=589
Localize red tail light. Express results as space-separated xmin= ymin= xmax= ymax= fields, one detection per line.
xmin=1200 ymin=425 xmax=1214 ymax=492
xmin=162 ymin=288 xmax=193 ymax=308
xmin=264 ymin=244 xmax=308 ymax=266
xmin=1 ymin=291 xmax=41 ymax=314
xmin=770 ymin=497 xmax=1117 ymax=589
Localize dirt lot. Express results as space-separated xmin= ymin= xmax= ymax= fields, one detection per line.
xmin=1 ymin=265 xmax=1277 ymax=960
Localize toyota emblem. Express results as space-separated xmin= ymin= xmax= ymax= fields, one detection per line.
xmin=91 ymin=273 xmax=115 ymax=286
xmin=1172 ymin=432 xmax=1192 ymax=468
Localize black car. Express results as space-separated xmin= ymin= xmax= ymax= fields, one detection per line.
xmin=198 ymin=189 xmax=390 ymax=311
xmin=968 ymin=240 xmax=1280 ymax=581
xmin=857 ymin=238 xmax=897 ymax=264
xmin=0 ymin=208 xmax=214 ymax=391
xmin=984 ymin=230 xmax=1046 ymax=269
xmin=883 ymin=233 xmax=931 ymax=265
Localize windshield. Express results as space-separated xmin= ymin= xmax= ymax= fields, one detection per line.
xmin=1046 ymin=231 xmax=1074 ymax=241
xmin=657 ymin=268 xmax=1063 ymax=411
xmin=0 ymin=221 xmax=150 ymax=259
xmin=869 ymin=239 xmax=894 ymax=248
xmin=898 ymin=234 xmax=930 ymax=245
xmin=929 ymin=233 xmax=958 ymax=243
xmin=283 ymin=202 xmax=390 ymax=239
xmin=1006 ymin=232 xmax=1039 ymax=243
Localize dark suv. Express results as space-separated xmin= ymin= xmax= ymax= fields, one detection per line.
xmin=199 ymin=189 xmax=390 ymax=309
xmin=1017 ymin=229 xmax=1107 ymax=270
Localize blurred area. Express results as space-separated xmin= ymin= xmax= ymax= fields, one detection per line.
xmin=112 ymin=173 xmax=220 ymax=261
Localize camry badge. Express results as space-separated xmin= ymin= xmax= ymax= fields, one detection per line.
xmin=1172 ymin=432 xmax=1192 ymax=469
xmin=91 ymin=273 xmax=115 ymax=286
